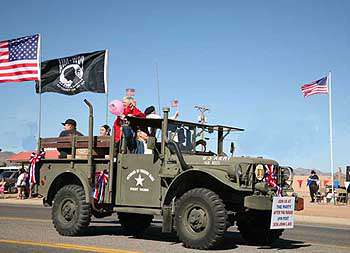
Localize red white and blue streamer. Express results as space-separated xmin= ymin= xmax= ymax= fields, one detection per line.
xmin=93 ymin=170 xmax=108 ymax=204
xmin=265 ymin=164 xmax=282 ymax=196
xmin=29 ymin=150 xmax=45 ymax=184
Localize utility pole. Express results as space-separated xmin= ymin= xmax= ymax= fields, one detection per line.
xmin=194 ymin=105 xmax=209 ymax=151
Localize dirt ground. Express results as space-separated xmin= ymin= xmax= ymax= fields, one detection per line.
xmin=297 ymin=196 xmax=350 ymax=219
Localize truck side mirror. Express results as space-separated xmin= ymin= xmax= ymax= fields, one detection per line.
xmin=147 ymin=137 xmax=156 ymax=150
xmin=230 ymin=142 xmax=235 ymax=156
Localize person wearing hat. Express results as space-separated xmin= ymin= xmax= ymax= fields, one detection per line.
xmin=58 ymin=119 xmax=83 ymax=158
xmin=144 ymin=106 xmax=161 ymax=119
xmin=307 ymin=170 xmax=320 ymax=203
xmin=59 ymin=119 xmax=83 ymax=137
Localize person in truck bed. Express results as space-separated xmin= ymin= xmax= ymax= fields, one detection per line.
xmin=99 ymin=124 xmax=111 ymax=136
xmin=58 ymin=119 xmax=83 ymax=158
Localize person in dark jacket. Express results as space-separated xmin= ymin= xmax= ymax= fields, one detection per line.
xmin=58 ymin=119 xmax=83 ymax=158
xmin=59 ymin=119 xmax=83 ymax=137
xmin=113 ymin=97 xmax=145 ymax=143
xmin=122 ymin=127 xmax=152 ymax=154
xmin=307 ymin=170 xmax=320 ymax=203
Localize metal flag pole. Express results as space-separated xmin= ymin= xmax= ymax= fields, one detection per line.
xmin=37 ymin=34 xmax=42 ymax=152
xmin=104 ymin=49 xmax=109 ymax=125
xmin=328 ymin=71 xmax=335 ymax=204
xmin=154 ymin=62 xmax=161 ymax=114
xmin=34 ymin=34 xmax=42 ymax=196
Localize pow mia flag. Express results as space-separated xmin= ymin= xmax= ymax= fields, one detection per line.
xmin=37 ymin=50 xmax=107 ymax=95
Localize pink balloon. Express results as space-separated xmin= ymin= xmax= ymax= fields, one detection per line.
xmin=108 ymin=100 xmax=124 ymax=116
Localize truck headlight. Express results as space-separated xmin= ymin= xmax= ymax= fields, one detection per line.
xmin=281 ymin=166 xmax=293 ymax=187
xmin=255 ymin=164 xmax=265 ymax=181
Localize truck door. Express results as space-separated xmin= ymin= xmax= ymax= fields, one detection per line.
xmin=116 ymin=153 xmax=161 ymax=208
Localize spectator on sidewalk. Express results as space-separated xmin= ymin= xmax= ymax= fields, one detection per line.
xmin=307 ymin=170 xmax=320 ymax=203
xmin=16 ymin=169 xmax=27 ymax=199
xmin=0 ymin=178 xmax=6 ymax=199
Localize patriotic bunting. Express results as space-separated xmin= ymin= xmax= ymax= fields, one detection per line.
xmin=265 ymin=164 xmax=282 ymax=196
xmin=93 ymin=170 xmax=109 ymax=204
xmin=29 ymin=149 xmax=45 ymax=185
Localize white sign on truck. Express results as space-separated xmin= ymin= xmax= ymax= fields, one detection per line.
xmin=270 ymin=196 xmax=295 ymax=229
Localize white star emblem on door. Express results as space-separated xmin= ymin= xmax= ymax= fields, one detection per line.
xmin=135 ymin=174 xmax=145 ymax=187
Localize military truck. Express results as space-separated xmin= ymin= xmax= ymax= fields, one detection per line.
xmin=37 ymin=100 xmax=303 ymax=250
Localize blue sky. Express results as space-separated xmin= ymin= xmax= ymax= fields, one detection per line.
xmin=0 ymin=0 xmax=349 ymax=172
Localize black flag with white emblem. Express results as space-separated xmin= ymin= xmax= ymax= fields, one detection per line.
xmin=37 ymin=50 xmax=107 ymax=95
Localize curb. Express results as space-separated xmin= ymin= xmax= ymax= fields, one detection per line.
xmin=0 ymin=198 xmax=43 ymax=206
xmin=295 ymin=215 xmax=350 ymax=227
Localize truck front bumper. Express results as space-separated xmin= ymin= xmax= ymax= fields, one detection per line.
xmin=244 ymin=195 xmax=304 ymax=211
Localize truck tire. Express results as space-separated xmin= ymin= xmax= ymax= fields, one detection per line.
xmin=175 ymin=188 xmax=227 ymax=250
xmin=117 ymin=212 xmax=153 ymax=236
xmin=52 ymin=184 xmax=91 ymax=236
xmin=237 ymin=210 xmax=283 ymax=245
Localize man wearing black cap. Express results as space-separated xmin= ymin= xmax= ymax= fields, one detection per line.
xmin=58 ymin=119 xmax=83 ymax=158
xmin=59 ymin=119 xmax=83 ymax=137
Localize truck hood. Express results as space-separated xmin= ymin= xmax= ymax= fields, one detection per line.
xmin=183 ymin=155 xmax=279 ymax=175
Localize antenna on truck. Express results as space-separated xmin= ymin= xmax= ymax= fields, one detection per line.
xmin=154 ymin=62 xmax=161 ymax=114
xmin=194 ymin=105 xmax=210 ymax=151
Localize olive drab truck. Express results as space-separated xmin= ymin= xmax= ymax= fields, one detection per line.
xmin=36 ymin=100 xmax=304 ymax=250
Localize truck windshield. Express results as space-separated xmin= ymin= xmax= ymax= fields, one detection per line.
xmin=168 ymin=123 xmax=195 ymax=153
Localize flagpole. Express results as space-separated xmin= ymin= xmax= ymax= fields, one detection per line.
xmin=105 ymin=49 xmax=109 ymax=125
xmin=34 ymin=34 xmax=42 ymax=196
xmin=37 ymin=34 xmax=42 ymax=152
xmin=328 ymin=71 xmax=335 ymax=204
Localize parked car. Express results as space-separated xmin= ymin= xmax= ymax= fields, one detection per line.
xmin=0 ymin=170 xmax=19 ymax=193
xmin=0 ymin=167 xmax=18 ymax=175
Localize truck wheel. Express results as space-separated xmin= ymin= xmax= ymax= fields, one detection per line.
xmin=175 ymin=188 xmax=227 ymax=250
xmin=52 ymin=184 xmax=91 ymax=236
xmin=237 ymin=210 xmax=283 ymax=245
xmin=117 ymin=212 xmax=153 ymax=236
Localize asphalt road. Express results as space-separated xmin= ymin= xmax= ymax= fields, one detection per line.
xmin=0 ymin=203 xmax=349 ymax=253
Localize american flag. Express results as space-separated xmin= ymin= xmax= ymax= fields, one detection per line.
xmin=171 ymin=99 xmax=179 ymax=107
xmin=300 ymin=76 xmax=328 ymax=97
xmin=0 ymin=34 xmax=40 ymax=83
xmin=126 ymin=88 xmax=135 ymax=97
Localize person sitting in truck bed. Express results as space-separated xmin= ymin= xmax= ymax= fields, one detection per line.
xmin=123 ymin=127 xmax=152 ymax=154
xmin=59 ymin=119 xmax=83 ymax=137
xmin=99 ymin=124 xmax=111 ymax=136
xmin=58 ymin=119 xmax=83 ymax=158
xmin=113 ymin=96 xmax=145 ymax=143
